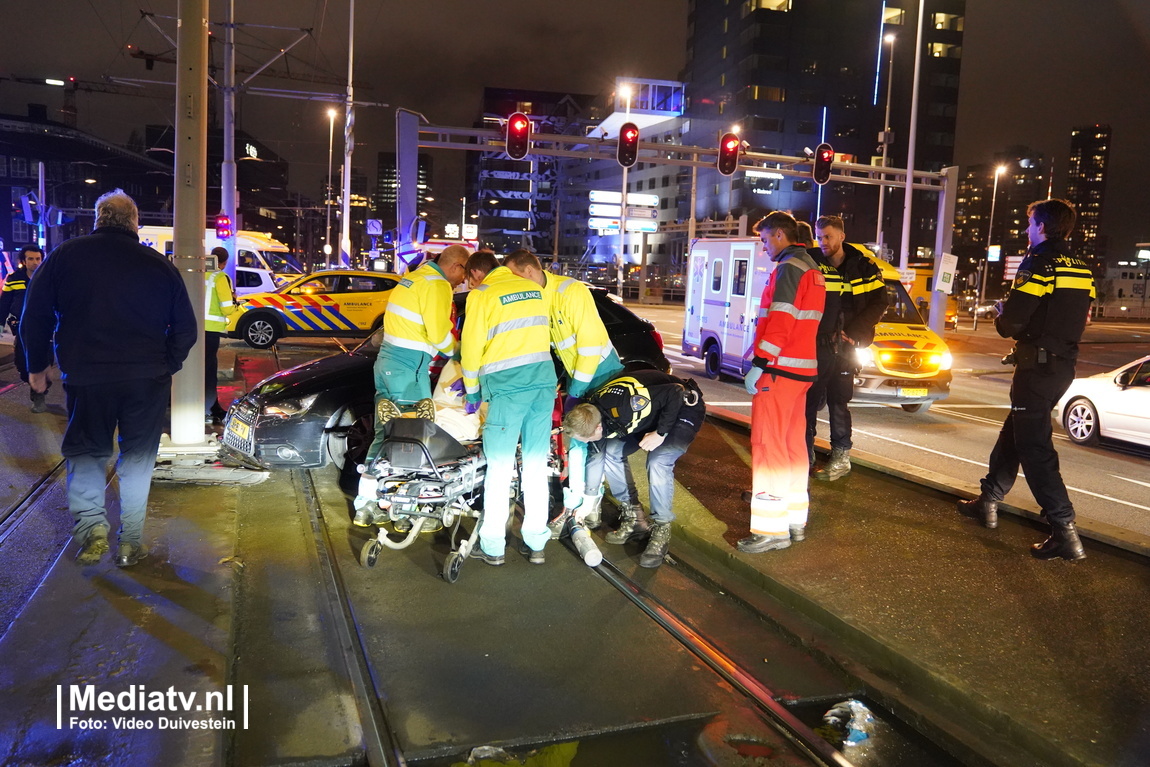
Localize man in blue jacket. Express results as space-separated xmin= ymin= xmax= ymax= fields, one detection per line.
xmin=21 ymin=190 xmax=198 ymax=567
xmin=0 ymin=244 xmax=45 ymax=411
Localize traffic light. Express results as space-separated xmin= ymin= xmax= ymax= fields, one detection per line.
xmin=617 ymin=122 xmax=640 ymax=168
xmin=215 ymin=212 xmax=233 ymax=240
xmin=717 ymin=132 xmax=741 ymax=176
xmin=505 ymin=112 xmax=531 ymax=160
xmin=812 ymin=143 xmax=834 ymax=185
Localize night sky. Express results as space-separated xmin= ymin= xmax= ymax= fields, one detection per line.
xmin=2 ymin=0 xmax=1148 ymax=255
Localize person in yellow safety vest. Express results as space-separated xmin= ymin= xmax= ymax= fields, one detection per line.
xmin=461 ymin=250 xmax=557 ymax=566
xmin=205 ymin=247 xmax=239 ymax=424
xmin=503 ymin=249 xmax=626 ymax=533
xmin=364 ymin=244 xmax=470 ymax=463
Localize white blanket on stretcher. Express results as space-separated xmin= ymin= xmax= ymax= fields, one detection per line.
xmin=431 ymin=359 xmax=485 ymax=442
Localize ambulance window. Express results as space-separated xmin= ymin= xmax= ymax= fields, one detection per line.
xmin=237 ymin=250 xmax=258 ymax=268
xmin=732 ymin=259 xmax=748 ymax=296
xmin=236 ymin=270 xmax=263 ymax=288
xmin=881 ymin=279 xmax=926 ymax=324
xmin=711 ymin=260 xmax=723 ymax=292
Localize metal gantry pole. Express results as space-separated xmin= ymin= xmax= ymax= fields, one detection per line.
xmin=973 ymin=166 xmax=1004 ymax=332
xmin=876 ymin=33 xmax=895 ymax=251
xmin=220 ymin=0 xmax=237 ymax=285
xmin=171 ymin=0 xmax=209 ymax=446
xmin=898 ymin=0 xmax=926 ymax=271
xmin=339 ymin=0 xmax=355 ymax=268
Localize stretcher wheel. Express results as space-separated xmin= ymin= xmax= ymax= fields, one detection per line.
xmin=360 ymin=540 xmax=382 ymax=568
xmin=443 ymin=552 xmax=464 ymax=584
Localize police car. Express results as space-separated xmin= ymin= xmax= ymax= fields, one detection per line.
xmin=228 ymin=269 xmax=400 ymax=349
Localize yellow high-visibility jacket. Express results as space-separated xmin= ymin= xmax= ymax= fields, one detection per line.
xmin=544 ymin=273 xmax=623 ymax=397
xmin=382 ymin=260 xmax=456 ymax=357
xmin=461 ymin=266 xmax=555 ymax=400
xmin=204 ymin=270 xmax=237 ymax=333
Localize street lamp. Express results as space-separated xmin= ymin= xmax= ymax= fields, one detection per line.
xmin=875 ymin=33 xmax=896 ymax=250
xmin=973 ymin=164 xmax=1007 ymax=331
xmin=325 ymin=107 xmax=337 ymax=267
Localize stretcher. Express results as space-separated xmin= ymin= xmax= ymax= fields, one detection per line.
xmin=356 ymin=416 xmax=488 ymax=583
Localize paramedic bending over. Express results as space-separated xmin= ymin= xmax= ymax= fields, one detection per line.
xmin=461 ymin=251 xmax=557 ymax=566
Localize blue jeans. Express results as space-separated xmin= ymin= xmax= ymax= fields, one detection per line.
xmin=585 ymin=423 xmax=697 ymax=525
xmin=478 ymin=388 xmax=554 ymax=556
xmin=62 ymin=376 xmax=171 ymax=546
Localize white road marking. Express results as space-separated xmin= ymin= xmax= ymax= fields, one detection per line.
xmin=850 ymin=427 xmax=1150 ymax=512
xmin=1110 ymin=475 xmax=1150 ymax=489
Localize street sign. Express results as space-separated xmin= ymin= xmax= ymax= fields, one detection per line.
xmin=587 ymin=218 xmax=659 ymax=233
xmin=444 ymin=223 xmax=460 ymax=239
xmin=933 ymin=253 xmax=959 ymax=294
xmin=366 ymin=218 xmax=383 ymax=236
xmin=589 ymin=203 xmax=622 ymax=217
xmin=463 ymin=223 xmax=478 ymax=239
xmin=626 ymin=207 xmax=658 ymax=219
xmin=588 ymin=190 xmax=660 ymax=207
xmin=1004 ymin=255 xmax=1025 ymax=281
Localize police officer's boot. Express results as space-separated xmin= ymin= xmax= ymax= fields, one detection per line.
xmin=606 ymin=502 xmax=651 ymax=544
xmin=956 ymin=497 xmax=998 ymax=529
xmin=1031 ymin=522 xmax=1086 ymax=561
xmin=638 ymin=522 xmax=672 ymax=568
xmin=813 ymin=448 xmax=851 ymax=481
xmin=580 ymin=493 xmax=603 ymax=530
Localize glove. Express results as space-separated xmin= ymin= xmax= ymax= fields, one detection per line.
xmin=563 ymin=395 xmax=581 ymax=413
xmin=562 ymin=488 xmax=583 ymax=511
xmin=448 ymin=378 xmax=465 ymax=396
xmin=744 ymin=366 xmax=763 ymax=395
xmin=464 ymin=399 xmax=480 ymax=415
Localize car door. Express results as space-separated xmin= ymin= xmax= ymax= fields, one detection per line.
xmin=338 ymin=275 xmax=396 ymax=330
xmin=1103 ymin=361 xmax=1150 ymax=446
xmin=280 ymin=274 xmax=352 ymax=332
xmin=721 ymin=242 xmax=758 ymax=375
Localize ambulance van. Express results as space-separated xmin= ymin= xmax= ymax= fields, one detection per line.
xmin=137 ymin=227 xmax=303 ymax=295
xmin=682 ymin=237 xmax=952 ymax=412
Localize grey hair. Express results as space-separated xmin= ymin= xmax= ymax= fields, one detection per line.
xmin=94 ymin=189 xmax=139 ymax=232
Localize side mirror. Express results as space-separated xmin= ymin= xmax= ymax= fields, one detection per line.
xmin=1116 ymin=371 xmax=1134 ymax=388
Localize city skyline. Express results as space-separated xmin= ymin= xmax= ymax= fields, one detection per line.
xmin=0 ymin=0 xmax=1147 ymax=258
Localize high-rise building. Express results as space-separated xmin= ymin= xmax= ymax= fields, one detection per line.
xmin=1065 ymin=124 xmax=1111 ymax=268
xmin=374 ymin=152 xmax=433 ymax=232
xmin=683 ymin=0 xmax=964 ymax=260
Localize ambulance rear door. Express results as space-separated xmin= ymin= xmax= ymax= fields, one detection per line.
xmin=721 ymin=240 xmax=760 ymax=376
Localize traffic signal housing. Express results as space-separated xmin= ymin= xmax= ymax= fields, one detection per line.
xmin=505 ymin=112 xmax=531 ymax=160
xmin=812 ymin=143 xmax=834 ymax=185
xmin=215 ymin=212 xmax=233 ymax=240
xmin=617 ymin=122 xmax=639 ymax=168
xmin=717 ymin=132 xmax=741 ymax=176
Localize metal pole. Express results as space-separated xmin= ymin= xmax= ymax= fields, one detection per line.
xmin=325 ymin=108 xmax=335 ymax=266
xmin=973 ymin=167 xmax=1003 ymax=332
xmin=220 ymin=0 xmax=237 ymax=286
xmin=37 ymin=162 xmax=46 ymax=249
xmin=618 ymin=163 xmax=628 ymax=299
xmin=339 ymin=0 xmax=355 ymax=267
xmin=876 ymin=34 xmax=894 ymax=250
xmin=171 ymin=0 xmax=209 ymax=446
xmin=898 ymin=0 xmax=925 ymax=271
xmin=460 ymin=196 xmax=465 ymax=234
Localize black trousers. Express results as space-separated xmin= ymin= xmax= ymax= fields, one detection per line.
xmin=805 ymin=346 xmax=855 ymax=457
xmin=204 ymin=330 xmax=223 ymax=417
xmin=981 ymin=358 xmax=1076 ymax=525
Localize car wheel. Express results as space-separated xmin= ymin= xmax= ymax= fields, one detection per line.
xmin=901 ymin=401 xmax=932 ymax=413
xmin=702 ymin=342 xmax=722 ymax=379
xmin=240 ymin=314 xmax=279 ymax=349
xmin=328 ymin=401 xmax=374 ymax=469
xmin=1063 ymin=397 xmax=1100 ymax=445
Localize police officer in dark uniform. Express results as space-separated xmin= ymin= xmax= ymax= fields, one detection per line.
xmin=958 ymin=199 xmax=1095 ymax=561
xmin=806 ymin=215 xmax=887 ymax=481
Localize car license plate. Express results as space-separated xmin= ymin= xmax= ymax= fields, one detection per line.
xmin=226 ymin=418 xmax=251 ymax=441
xmin=899 ymin=388 xmax=929 ymax=398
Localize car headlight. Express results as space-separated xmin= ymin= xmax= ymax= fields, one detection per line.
xmin=940 ymin=351 xmax=953 ymax=370
xmin=261 ymin=393 xmax=319 ymax=418
xmin=855 ymin=347 xmax=875 ymax=368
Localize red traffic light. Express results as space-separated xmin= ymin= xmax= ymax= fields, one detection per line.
xmin=717 ymin=132 xmax=741 ymax=176
xmin=505 ymin=112 xmax=531 ymax=160
xmin=215 ymin=212 xmax=233 ymax=240
xmin=812 ymin=142 xmax=834 ymax=185
xmin=617 ymin=122 xmax=640 ymax=168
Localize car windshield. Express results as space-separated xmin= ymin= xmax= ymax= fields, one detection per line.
xmin=261 ymin=251 xmax=303 ymax=274
xmin=354 ymin=328 xmax=385 ymax=358
xmin=881 ymin=279 xmax=926 ymax=325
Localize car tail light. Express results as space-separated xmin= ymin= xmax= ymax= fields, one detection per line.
xmin=650 ymin=327 xmax=664 ymax=350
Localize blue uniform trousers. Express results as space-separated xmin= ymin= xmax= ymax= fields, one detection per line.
xmin=62 ymin=375 xmax=171 ymax=546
